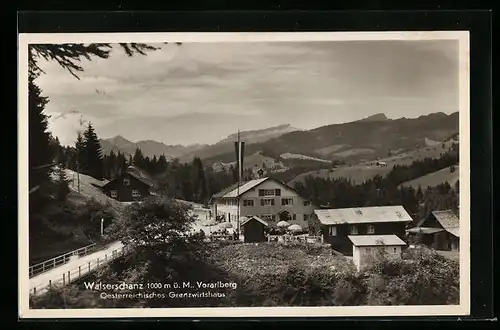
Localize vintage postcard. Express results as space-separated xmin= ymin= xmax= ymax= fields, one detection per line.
xmin=18 ymin=31 xmax=470 ymax=318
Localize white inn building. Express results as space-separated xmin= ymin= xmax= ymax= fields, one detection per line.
xmin=210 ymin=177 xmax=316 ymax=230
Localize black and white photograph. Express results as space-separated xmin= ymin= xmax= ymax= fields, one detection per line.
xmin=18 ymin=31 xmax=470 ymax=318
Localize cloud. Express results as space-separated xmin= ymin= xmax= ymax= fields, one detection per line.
xmin=36 ymin=40 xmax=460 ymax=146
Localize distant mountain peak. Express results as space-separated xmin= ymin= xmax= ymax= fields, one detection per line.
xmin=359 ymin=113 xmax=388 ymax=122
xmin=108 ymin=135 xmax=133 ymax=144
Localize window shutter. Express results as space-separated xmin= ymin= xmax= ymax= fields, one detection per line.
xmin=259 ymin=189 xmax=264 ymax=196
xmin=275 ymin=189 xmax=281 ymax=196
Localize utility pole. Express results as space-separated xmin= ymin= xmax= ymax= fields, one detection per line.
xmin=236 ymin=129 xmax=241 ymax=237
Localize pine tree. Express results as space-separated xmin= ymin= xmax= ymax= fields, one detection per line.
xmin=157 ymin=154 xmax=168 ymax=173
xmin=75 ymin=132 xmax=86 ymax=175
xmin=28 ymin=73 xmax=53 ymax=190
xmin=55 ymin=164 xmax=71 ymax=201
xmin=133 ymin=148 xmax=144 ymax=168
xmin=82 ymin=122 xmax=104 ymax=179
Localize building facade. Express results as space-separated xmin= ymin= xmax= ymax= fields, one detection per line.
xmin=349 ymin=235 xmax=406 ymax=271
xmin=314 ymin=205 xmax=413 ymax=254
xmin=211 ymin=177 xmax=316 ymax=231
xmin=101 ymin=166 xmax=155 ymax=202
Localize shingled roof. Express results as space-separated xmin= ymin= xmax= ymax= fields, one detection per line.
xmin=432 ymin=210 xmax=460 ymax=237
xmin=126 ymin=166 xmax=155 ymax=187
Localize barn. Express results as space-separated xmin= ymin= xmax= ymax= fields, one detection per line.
xmin=407 ymin=210 xmax=460 ymax=251
xmin=241 ymin=216 xmax=269 ymax=243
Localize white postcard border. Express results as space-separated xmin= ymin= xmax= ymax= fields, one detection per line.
xmin=18 ymin=31 xmax=470 ymax=319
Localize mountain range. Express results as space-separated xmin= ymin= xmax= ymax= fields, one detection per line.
xmin=99 ymin=112 xmax=459 ymax=165
xmin=99 ymin=124 xmax=299 ymax=160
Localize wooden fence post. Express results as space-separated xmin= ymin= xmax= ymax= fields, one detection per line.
xmin=49 ymin=280 xmax=52 ymax=288
xmin=68 ymin=271 xmax=71 ymax=284
xmin=79 ymin=266 xmax=81 ymax=277
xmin=88 ymin=262 xmax=91 ymax=272
xmin=105 ymin=254 xmax=107 ymax=261
xmin=63 ymin=272 xmax=65 ymax=285
xmin=97 ymin=258 xmax=99 ymax=267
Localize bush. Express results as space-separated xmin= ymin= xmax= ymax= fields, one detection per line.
xmin=362 ymin=247 xmax=459 ymax=305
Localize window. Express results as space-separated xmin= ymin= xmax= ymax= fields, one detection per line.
xmin=260 ymin=198 xmax=275 ymax=206
xmin=293 ymin=214 xmax=296 ymax=220
xmin=393 ymin=247 xmax=397 ymax=253
xmin=275 ymin=189 xmax=281 ymax=196
xmin=123 ymin=178 xmax=130 ymax=186
xmin=349 ymin=225 xmax=358 ymax=235
xmin=367 ymin=224 xmax=375 ymax=234
xmin=261 ymin=215 xmax=275 ymax=221
xmin=303 ymin=201 xmax=311 ymax=206
xmin=259 ymin=189 xmax=275 ymax=196
xmin=281 ymin=198 xmax=294 ymax=206
xmin=132 ymin=190 xmax=140 ymax=198
xmin=110 ymin=190 xmax=118 ymax=198
xmin=304 ymin=214 xmax=309 ymax=221
xmin=243 ymin=199 xmax=254 ymax=207
xmin=329 ymin=226 xmax=337 ymax=236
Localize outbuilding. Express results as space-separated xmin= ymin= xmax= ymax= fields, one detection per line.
xmin=407 ymin=210 xmax=459 ymax=251
xmin=241 ymin=216 xmax=269 ymax=243
xmin=348 ymin=234 xmax=406 ymax=271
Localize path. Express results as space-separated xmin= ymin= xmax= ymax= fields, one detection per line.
xmin=30 ymin=240 xmax=124 ymax=296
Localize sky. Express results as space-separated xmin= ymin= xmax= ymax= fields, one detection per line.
xmin=36 ymin=40 xmax=460 ymax=146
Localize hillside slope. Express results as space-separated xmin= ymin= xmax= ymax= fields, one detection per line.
xmin=290 ymin=138 xmax=458 ymax=186
xmin=201 ymin=112 xmax=459 ymax=166
xmin=397 ymin=164 xmax=460 ymax=189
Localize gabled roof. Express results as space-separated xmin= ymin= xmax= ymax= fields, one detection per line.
xmin=220 ymin=177 xmax=270 ymax=198
xmin=240 ymin=215 xmax=269 ymax=227
xmin=126 ymin=166 xmax=155 ymax=187
xmin=432 ymin=210 xmax=459 ymax=230
xmin=102 ymin=166 xmax=155 ymax=188
xmin=417 ymin=210 xmax=460 ymax=237
xmin=348 ymin=234 xmax=406 ymax=247
xmin=314 ymin=205 xmax=413 ymax=225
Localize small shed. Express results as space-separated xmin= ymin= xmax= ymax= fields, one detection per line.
xmin=348 ymin=234 xmax=406 ymax=271
xmin=241 ymin=216 xmax=269 ymax=243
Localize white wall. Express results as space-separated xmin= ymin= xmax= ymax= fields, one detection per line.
xmin=238 ymin=180 xmax=315 ymax=227
xmin=353 ymin=245 xmax=403 ymax=271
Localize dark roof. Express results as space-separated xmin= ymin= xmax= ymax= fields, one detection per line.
xmin=241 ymin=216 xmax=269 ymax=227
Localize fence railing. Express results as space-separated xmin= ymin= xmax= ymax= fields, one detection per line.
xmin=29 ymin=243 xmax=98 ymax=278
xmin=30 ymin=245 xmax=129 ymax=297
xmin=268 ymin=234 xmax=323 ymax=243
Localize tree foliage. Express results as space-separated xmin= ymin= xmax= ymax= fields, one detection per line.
xmin=29 ymin=43 xmax=161 ymax=79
